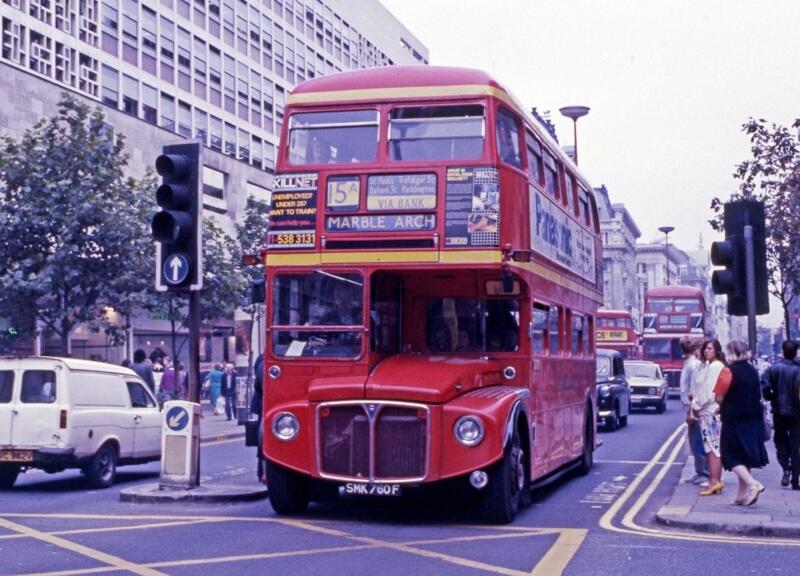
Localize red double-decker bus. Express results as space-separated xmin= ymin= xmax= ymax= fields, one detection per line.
xmin=641 ymin=285 xmax=709 ymax=394
xmin=259 ymin=66 xmax=603 ymax=523
xmin=595 ymin=309 xmax=639 ymax=358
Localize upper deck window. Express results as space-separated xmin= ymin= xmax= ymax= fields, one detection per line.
xmin=525 ymin=131 xmax=543 ymax=184
xmin=389 ymin=105 xmax=484 ymax=161
xmin=647 ymin=298 xmax=672 ymax=313
xmin=673 ymin=298 xmax=702 ymax=313
xmin=543 ymin=151 xmax=560 ymax=198
xmin=496 ymin=109 xmax=522 ymax=168
xmin=288 ymin=109 xmax=378 ymax=165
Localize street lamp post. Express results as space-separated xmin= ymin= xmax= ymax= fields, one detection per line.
xmin=559 ymin=106 xmax=590 ymax=164
xmin=658 ymin=226 xmax=675 ymax=285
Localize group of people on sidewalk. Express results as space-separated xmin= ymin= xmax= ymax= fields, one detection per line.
xmin=681 ymin=338 xmax=768 ymax=506
xmin=680 ymin=336 xmax=800 ymax=507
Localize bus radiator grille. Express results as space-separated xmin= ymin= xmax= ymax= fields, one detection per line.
xmin=318 ymin=404 xmax=427 ymax=481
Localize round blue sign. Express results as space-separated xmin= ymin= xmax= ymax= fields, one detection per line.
xmin=163 ymin=253 xmax=190 ymax=285
xmin=166 ymin=406 xmax=190 ymax=432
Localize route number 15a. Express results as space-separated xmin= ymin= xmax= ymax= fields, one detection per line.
xmin=327 ymin=176 xmax=360 ymax=211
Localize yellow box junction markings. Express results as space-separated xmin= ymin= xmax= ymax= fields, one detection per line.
xmin=0 ymin=511 xmax=586 ymax=576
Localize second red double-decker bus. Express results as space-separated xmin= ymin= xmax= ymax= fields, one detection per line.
xmin=641 ymin=285 xmax=709 ymax=394
xmin=595 ymin=309 xmax=639 ymax=358
xmin=259 ymin=66 xmax=603 ymax=523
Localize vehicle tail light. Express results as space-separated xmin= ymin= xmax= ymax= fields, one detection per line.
xmin=59 ymin=409 xmax=68 ymax=429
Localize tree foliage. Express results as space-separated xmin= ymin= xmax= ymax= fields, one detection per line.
xmin=712 ymin=118 xmax=800 ymax=338
xmin=0 ymin=93 xmax=154 ymax=354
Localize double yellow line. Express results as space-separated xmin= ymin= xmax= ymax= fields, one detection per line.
xmin=600 ymin=422 xmax=800 ymax=546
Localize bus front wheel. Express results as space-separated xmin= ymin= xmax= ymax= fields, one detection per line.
xmin=481 ymin=427 xmax=525 ymax=524
xmin=266 ymin=461 xmax=309 ymax=515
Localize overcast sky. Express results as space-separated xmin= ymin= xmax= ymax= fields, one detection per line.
xmin=380 ymin=0 xmax=800 ymax=255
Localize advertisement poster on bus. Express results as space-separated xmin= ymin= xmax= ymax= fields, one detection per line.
xmin=445 ymin=167 xmax=500 ymax=247
xmin=267 ymin=173 xmax=318 ymax=249
xmin=530 ymin=187 xmax=596 ymax=284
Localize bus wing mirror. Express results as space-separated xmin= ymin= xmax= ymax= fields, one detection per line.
xmin=250 ymin=279 xmax=265 ymax=304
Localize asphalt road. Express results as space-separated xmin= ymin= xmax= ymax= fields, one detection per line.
xmin=2 ymin=398 xmax=799 ymax=575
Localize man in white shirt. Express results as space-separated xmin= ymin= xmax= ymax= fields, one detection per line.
xmin=680 ymin=336 xmax=709 ymax=484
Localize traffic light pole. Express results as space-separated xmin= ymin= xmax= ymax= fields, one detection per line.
xmin=744 ymin=224 xmax=757 ymax=356
xmin=188 ymin=290 xmax=201 ymax=404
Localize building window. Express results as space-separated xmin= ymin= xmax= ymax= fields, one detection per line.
xmin=141 ymin=82 xmax=157 ymax=124
xmin=78 ymin=53 xmax=98 ymax=96
xmin=159 ymin=16 xmax=174 ymax=82
xmin=177 ymin=100 xmax=191 ymax=137
xmin=140 ymin=5 xmax=156 ymax=73
xmin=122 ymin=74 xmax=138 ymax=115
xmin=121 ymin=0 xmax=137 ymax=65
xmin=101 ymin=0 xmax=118 ymax=55
xmin=160 ymin=92 xmax=175 ymax=131
xmin=2 ymin=19 xmax=26 ymax=66
xmin=209 ymin=115 xmax=222 ymax=150
xmin=246 ymin=180 xmax=269 ymax=204
xmin=238 ymin=129 xmax=249 ymax=162
xmin=208 ymin=45 xmax=221 ymax=106
xmin=101 ymin=64 xmax=119 ymax=107
xmin=193 ymin=35 xmax=206 ymax=98
xmin=224 ymin=122 xmax=236 ymax=156
xmin=28 ymin=31 xmax=52 ymax=76
xmin=203 ymin=166 xmax=224 ymax=199
xmin=194 ymin=108 xmax=207 ymax=144
xmin=177 ymin=26 xmax=191 ymax=92
xmin=223 ymin=54 xmax=235 ymax=113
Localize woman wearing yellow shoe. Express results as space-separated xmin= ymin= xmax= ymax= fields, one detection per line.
xmin=714 ymin=341 xmax=768 ymax=506
xmin=691 ymin=339 xmax=726 ymax=496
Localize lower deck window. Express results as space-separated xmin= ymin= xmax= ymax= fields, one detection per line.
xmin=426 ymin=298 xmax=519 ymax=353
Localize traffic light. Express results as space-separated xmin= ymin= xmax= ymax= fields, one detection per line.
xmin=710 ymin=199 xmax=768 ymax=316
xmin=152 ymin=141 xmax=203 ymax=291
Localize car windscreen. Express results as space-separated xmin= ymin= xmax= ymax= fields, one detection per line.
xmin=596 ymin=357 xmax=611 ymax=377
xmin=626 ymin=364 xmax=659 ymax=379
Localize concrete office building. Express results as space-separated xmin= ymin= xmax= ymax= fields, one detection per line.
xmin=0 ymin=0 xmax=428 ymax=362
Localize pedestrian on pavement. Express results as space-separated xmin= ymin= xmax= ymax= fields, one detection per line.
xmin=121 ymin=358 xmax=131 ymax=368
xmin=251 ymin=353 xmax=265 ymax=483
xmin=130 ymin=349 xmax=156 ymax=393
xmin=174 ymin=361 xmax=187 ymax=400
xmin=761 ymin=340 xmax=800 ymax=490
xmin=159 ymin=356 xmax=177 ymax=403
xmin=203 ymin=364 xmax=225 ymax=413
xmin=715 ymin=340 xmax=768 ymax=506
xmin=691 ymin=338 xmax=726 ymax=496
xmin=222 ymin=363 xmax=237 ymax=421
xmin=680 ymin=336 xmax=709 ymax=485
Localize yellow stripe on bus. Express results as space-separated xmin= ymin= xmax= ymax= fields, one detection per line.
xmin=287 ymin=84 xmax=518 ymax=109
xmin=265 ymin=250 xmax=499 ymax=266
xmin=508 ymin=260 xmax=604 ymax=303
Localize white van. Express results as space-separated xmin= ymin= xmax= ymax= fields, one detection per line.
xmin=0 ymin=357 xmax=162 ymax=489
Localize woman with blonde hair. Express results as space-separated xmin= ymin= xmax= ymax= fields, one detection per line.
xmin=714 ymin=340 xmax=768 ymax=505
xmin=691 ymin=339 xmax=726 ymax=495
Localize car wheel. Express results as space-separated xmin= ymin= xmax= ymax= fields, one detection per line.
xmin=577 ymin=407 xmax=594 ymax=476
xmin=0 ymin=464 xmax=20 ymax=489
xmin=607 ymin=404 xmax=619 ymax=431
xmin=84 ymin=443 xmax=118 ymax=488
xmin=83 ymin=444 xmax=117 ymax=488
xmin=482 ymin=425 xmax=525 ymax=524
xmin=266 ymin=460 xmax=310 ymax=515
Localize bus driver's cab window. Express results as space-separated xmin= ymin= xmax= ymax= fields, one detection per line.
xmin=496 ymin=109 xmax=522 ymax=168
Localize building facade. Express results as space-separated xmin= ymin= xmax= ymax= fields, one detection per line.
xmin=594 ymin=185 xmax=642 ymax=326
xmin=0 ymin=0 xmax=427 ymax=363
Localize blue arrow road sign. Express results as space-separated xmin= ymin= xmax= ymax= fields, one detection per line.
xmin=166 ymin=406 xmax=190 ymax=432
xmin=163 ymin=253 xmax=190 ymax=285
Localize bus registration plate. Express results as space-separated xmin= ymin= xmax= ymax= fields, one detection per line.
xmin=341 ymin=483 xmax=401 ymax=497
xmin=0 ymin=449 xmax=34 ymax=462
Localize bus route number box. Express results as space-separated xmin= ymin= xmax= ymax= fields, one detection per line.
xmin=160 ymin=401 xmax=200 ymax=489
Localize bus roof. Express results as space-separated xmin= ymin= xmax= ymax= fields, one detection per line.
xmin=597 ymin=309 xmax=632 ymax=317
xmin=286 ymin=65 xmax=591 ymax=192
xmin=646 ymin=285 xmax=705 ymax=298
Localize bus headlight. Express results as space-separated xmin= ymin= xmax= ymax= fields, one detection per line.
xmin=599 ymin=385 xmax=611 ymax=398
xmin=454 ymin=416 xmax=485 ymax=447
xmin=272 ymin=412 xmax=300 ymax=441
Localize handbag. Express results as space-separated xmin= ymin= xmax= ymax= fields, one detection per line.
xmin=762 ymin=401 xmax=772 ymax=441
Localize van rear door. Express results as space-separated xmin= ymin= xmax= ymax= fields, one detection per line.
xmin=10 ymin=368 xmax=60 ymax=447
xmin=0 ymin=370 xmax=14 ymax=446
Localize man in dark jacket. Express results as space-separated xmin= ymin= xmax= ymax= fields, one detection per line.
xmin=762 ymin=340 xmax=800 ymax=489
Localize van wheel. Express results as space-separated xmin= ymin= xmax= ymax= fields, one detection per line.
xmin=84 ymin=444 xmax=118 ymax=488
xmin=266 ymin=461 xmax=309 ymax=515
xmin=481 ymin=427 xmax=525 ymax=524
xmin=0 ymin=464 xmax=20 ymax=488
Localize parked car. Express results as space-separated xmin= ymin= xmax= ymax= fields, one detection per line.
xmin=624 ymin=360 xmax=668 ymax=413
xmin=0 ymin=357 xmax=162 ymax=489
xmin=595 ymin=349 xmax=631 ymax=430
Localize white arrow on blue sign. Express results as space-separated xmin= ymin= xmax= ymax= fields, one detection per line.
xmin=166 ymin=406 xmax=190 ymax=432
xmin=163 ymin=253 xmax=190 ymax=285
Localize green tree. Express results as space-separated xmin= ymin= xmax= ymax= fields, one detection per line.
xmin=0 ymin=93 xmax=154 ymax=354
xmin=231 ymin=195 xmax=270 ymax=386
xmin=712 ymin=118 xmax=800 ymax=338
